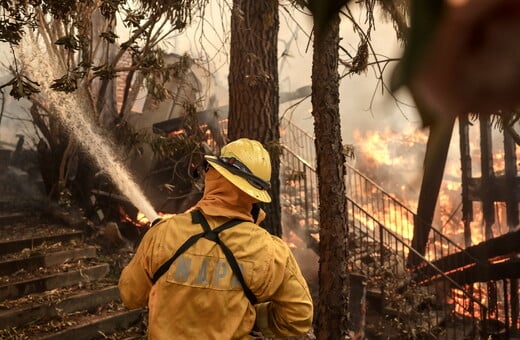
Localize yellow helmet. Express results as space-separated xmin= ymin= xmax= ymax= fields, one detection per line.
xmin=205 ymin=138 xmax=272 ymax=203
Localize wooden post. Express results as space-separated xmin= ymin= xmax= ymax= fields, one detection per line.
xmin=348 ymin=273 xmax=366 ymax=340
xmin=458 ymin=113 xmax=473 ymax=248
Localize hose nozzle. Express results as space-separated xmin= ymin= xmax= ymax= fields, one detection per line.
xmin=151 ymin=217 xmax=163 ymax=227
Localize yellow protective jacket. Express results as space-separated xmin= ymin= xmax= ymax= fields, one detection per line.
xmin=118 ymin=169 xmax=313 ymax=339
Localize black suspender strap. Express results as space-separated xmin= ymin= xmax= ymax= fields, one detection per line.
xmin=192 ymin=210 xmax=258 ymax=305
xmin=151 ymin=231 xmax=205 ymax=284
xmin=151 ymin=210 xmax=258 ymax=305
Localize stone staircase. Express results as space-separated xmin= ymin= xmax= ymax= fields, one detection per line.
xmin=0 ymin=200 xmax=147 ymax=340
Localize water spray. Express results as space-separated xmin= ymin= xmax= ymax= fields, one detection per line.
xmin=18 ymin=37 xmax=159 ymax=222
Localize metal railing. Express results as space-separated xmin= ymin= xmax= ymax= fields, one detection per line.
xmin=347 ymin=198 xmax=489 ymax=339
xmin=345 ymin=162 xmax=487 ymax=268
xmin=214 ymin=116 xmax=511 ymax=336
xmin=280 ymin=118 xmax=316 ymax=167
xmin=278 ymin=118 xmax=513 ymax=337
xmin=280 ymin=117 xmax=485 ymax=270
xmin=280 ymin=145 xmax=319 ymax=252
xmin=279 ymin=142 xmax=490 ymax=338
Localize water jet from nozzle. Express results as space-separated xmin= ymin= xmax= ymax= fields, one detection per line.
xmin=19 ymin=38 xmax=159 ymax=223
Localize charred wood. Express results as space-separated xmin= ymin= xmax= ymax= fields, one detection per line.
xmin=413 ymin=230 xmax=520 ymax=284
xmin=467 ymin=177 xmax=520 ymax=202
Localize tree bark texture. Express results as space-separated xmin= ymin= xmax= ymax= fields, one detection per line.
xmin=228 ymin=0 xmax=281 ymax=236
xmin=311 ymin=13 xmax=350 ymax=340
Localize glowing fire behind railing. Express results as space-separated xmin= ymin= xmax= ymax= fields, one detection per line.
xmin=451 ymin=280 xmax=519 ymax=331
xmin=350 ymin=127 xmax=514 ymax=262
xmin=346 ymin=198 xmax=489 ymax=338
xmin=452 ymin=286 xmax=485 ymax=319
xmin=282 ymin=120 xmax=469 ymax=261
xmin=281 ymin=118 xmax=519 ymax=334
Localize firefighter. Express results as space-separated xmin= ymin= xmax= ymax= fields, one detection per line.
xmin=119 ymin=138 xmax=313 ymax=339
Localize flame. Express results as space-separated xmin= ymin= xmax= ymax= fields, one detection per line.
xmin=352 ymin=124 xmax=519 ymax=326
xmin=120 ymin=207 xmax=175 ymax=227
xmin=350 ymin=127 xmax=428 ymax=242
xmin=136 ymin=211 xmax=151 ymax=225
xmin=452 ymin=285 xmax=485 ymax=319
xmin=353 ymin=124 xmax=520 ymax=248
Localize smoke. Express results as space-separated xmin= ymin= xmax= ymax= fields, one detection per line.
xmin=17 ymin=36 xmax=159 ymax=222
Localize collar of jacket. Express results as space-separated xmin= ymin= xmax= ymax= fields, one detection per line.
xmin=194 ymin=168 xmax=256 ymax=222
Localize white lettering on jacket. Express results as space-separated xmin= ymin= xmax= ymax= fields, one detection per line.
xmin=167 ymin=254 xmax=253 ymax=290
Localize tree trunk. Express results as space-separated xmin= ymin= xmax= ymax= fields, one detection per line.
xmin=30 ymin=104 xmax=68 ymax=200
xmin=228 ymin=0 xmax=280 ymax=236
xmin=311 ymin=12 xmax=350 ymax=340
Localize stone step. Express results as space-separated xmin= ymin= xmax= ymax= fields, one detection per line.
xmin=0 ymin=304 xmax=145 ymax=340
xmin=0 ymin=231 xmax=84 ymax=256
xmin=0 ymin=263 xmax=110 ymax=301
xmin=0 ymin=202 xmax=147 ymax=338
xmin=0 ymin=285 xmax=120 ymax=330
xmin=117 ymin=335 xmax=148 ymax=340
xmin=95 ymin=319 xmax=148 ymax=340
xmin=0 ymin=212 xmax=34 ymax=226
xmin=0 ymin=245 xmax=98 ymax=276
xmin=38 ymin=308 xmax=145 ymax=340
xmin=0 ymin=200 xmax=43 ymax=219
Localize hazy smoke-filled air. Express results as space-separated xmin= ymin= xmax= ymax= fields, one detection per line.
xmin=18 ymin=37 xmax=159 ymax=222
